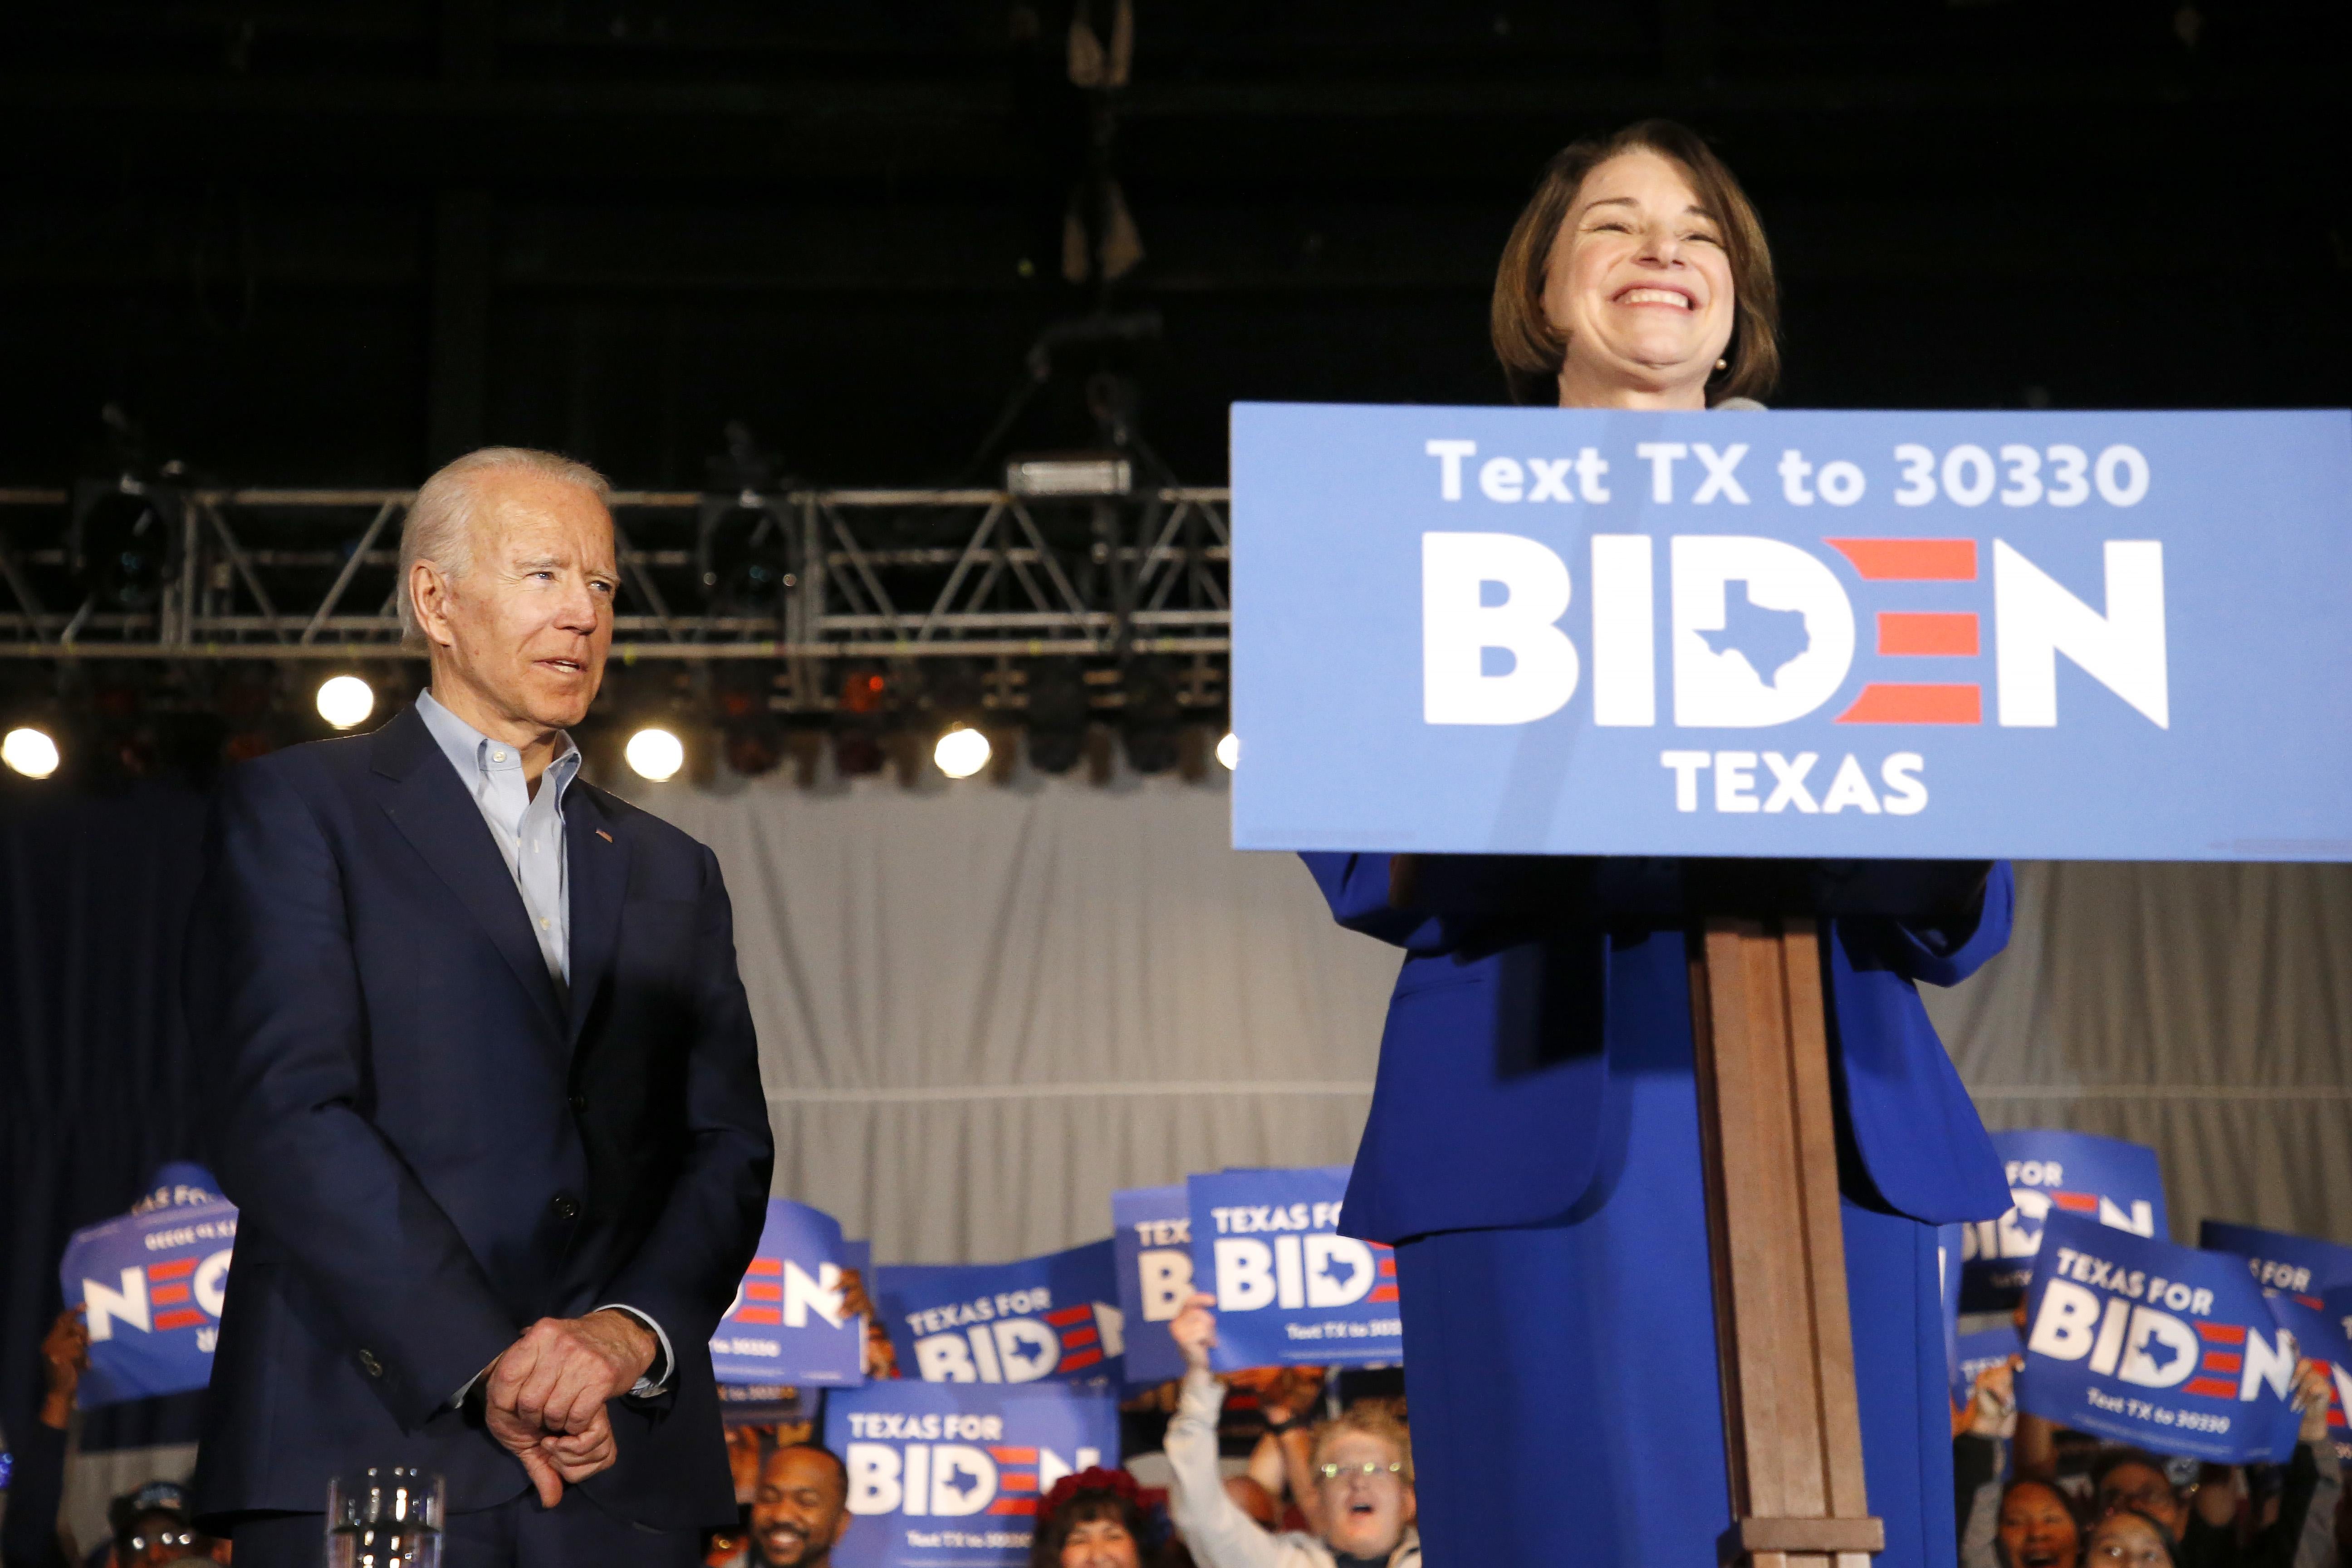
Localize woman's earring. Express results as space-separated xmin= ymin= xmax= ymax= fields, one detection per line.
xmin=1715 ymin=358 xmax=1728 ymax=371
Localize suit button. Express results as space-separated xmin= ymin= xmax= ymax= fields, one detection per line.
xmin=569 ymin=1095 xmax=588 ymax=1113
xmin=552 ymin=1193 xmax=581 ymax=1220
xmin=358 ymin=1350 xmax=384 ymax=1378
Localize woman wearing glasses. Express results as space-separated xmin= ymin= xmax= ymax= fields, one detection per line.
xmin=1163 ymin=1294 xmax=1419 ymax=1568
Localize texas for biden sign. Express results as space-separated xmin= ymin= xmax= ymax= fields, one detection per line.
xmin=824 ymin=1380 xmax=1118 ymax=1568
xmin=1191 ymin=1167 xmax=1401 ymax=1369
xmin=1230 ymin=405 xmax=2352 ymax=859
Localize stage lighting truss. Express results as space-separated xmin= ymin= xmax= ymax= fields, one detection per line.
xmin=0 ymin=483 xmax=1230 ymax=687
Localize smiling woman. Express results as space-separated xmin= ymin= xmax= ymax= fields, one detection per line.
xmin=1490 ymin=118 xmax=1779 ymax=409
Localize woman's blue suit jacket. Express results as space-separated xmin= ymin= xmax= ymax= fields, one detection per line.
xmin=1299 ymin=853 xmax=2017 ymax=1244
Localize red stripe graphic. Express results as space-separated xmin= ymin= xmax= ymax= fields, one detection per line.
xmin=745 ymin=1282 xmax=782 ymax=1302
xmin=1835 ymin=684 xmax=1982 ymax=724
xmin=746 ymin=1258 xmax=782 ymax=1275
xmin=154 ymin=1308 xmax=207 ymax=1330
xmin=1060 ymin=1326 xmax=1099 ymax=1349
xmin=2050 ymin=1192 xmax=2099 ymax=1213
xmin=1825 ymin=538 xmax=1979 ymax=581
xmin=1877 ymin=611 xmax=1979 ymax=657
xmin=149 ymin=1259 xmax=198 ymax=1280
xmin=734 ymin=1307 xmax=780 ymax=1324
xmin=2184 ymin=1377 xmax=2239 ymax=1399
xmin=1368 ymin=1284 xmax=1400 ymax=1303
xmin=2201 ymin=1352 xmax=2243 ymax=1373
xmin=152 ymin=1284 xmax=191 ymax=1306
xmin=990 ymin=1448 xmax=1038 ymax=1464
xmin=1000 ymin=1474 xmax=1039 ymax=1493
xmin=1059 ymin=1348 xmax=1104 ymax=1371
xmin=990 ymin=1499 xmax=1038 ymax=1516
xmin=2196 ymin=1323 xmax=2248 ymax=1344
xmin=1044 ymin=1305 xmax=1094 ymax=1327
xmin=1378 ymin=1258 xmax=1396 ymax=1278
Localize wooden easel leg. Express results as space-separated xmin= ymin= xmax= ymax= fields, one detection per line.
xmin=1690 ymin=917 xmax=1885 ymax=1568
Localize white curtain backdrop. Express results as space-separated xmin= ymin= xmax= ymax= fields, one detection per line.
xmin=622 ymin=773 xmax=2352 ymax=1264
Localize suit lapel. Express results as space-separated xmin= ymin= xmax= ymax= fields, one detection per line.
xmin=368 ymin=706 xmax=569 ymax=1041
xmin=563 ymin=782 xmax=629 ymax=1054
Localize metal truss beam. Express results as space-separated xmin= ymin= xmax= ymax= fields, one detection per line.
xmin=0 ymin=485 xmax=1230 ymax=672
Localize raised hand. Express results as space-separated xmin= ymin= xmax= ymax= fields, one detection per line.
xmin=1169 ymin=1291 xmax=1218 ymax=1374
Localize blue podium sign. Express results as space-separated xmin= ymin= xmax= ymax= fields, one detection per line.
xmin=1230 ymin=404 xmax=2352 ymax=860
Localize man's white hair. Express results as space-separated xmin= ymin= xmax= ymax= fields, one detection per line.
xmin=397 ymin=446 xmax=614 ymax=648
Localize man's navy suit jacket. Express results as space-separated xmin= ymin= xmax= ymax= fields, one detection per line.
xmin=185 ymin=705 xmax=774 ymax=1529
xmin=1299 ymin=854 xmax=2017 ymax=1244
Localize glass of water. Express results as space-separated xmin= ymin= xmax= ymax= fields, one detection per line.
xmin=326 ymin=1468 xmax=444 ymax=1568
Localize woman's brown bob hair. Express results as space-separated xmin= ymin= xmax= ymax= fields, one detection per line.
xmin=1491 ymin=118 xmax=1779 ymax=407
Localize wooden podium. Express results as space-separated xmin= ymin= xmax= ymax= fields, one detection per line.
xmin=1688 ymin=910 xmax=1883 ymax=1568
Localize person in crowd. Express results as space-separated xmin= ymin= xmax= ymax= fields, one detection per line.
xmin=2092 ymin=1454 xmax=2222 ymax=1562
xmin=1221 ymin=1479 xmax=1280 ymax=1534
xmin=1237 ymin=1368 xmax=1323 ymax=1530
xmin=103 ymin=1485 xmax=225 ymax=1568
xmin=746 ymin=1445 xmax=850 ymax=1568
xmin=1030 ymin=1468 xmax=1162 ymax=1568
xmin=1 ymin=1308 xmax=86 ymax=1568
xmin=1296 ymin=116 xmax=2013 ymax=1567
xmin=1164 ymin=1295 xmax=1419 ymax=1568
xmin=2087 ymin=1508 xmax=2180 ymax=1568
xmin=183 ymin=446 xmax=774 ymax=1564
xmin=1954 ymin=1357 xmax=2084 ymax=1568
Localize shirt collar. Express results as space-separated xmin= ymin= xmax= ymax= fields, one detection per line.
xmin=416 ymin=688 xmax=580 ymax=798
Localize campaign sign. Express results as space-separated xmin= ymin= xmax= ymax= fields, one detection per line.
xmin=878 ymin=1242 xmax=1124 ymax=1388
xmin=823 ymin=1379 xmax=1119 ymax=1568
xmin=2017 ymin=1213 xmax=2300 ymax=1463
xmin=1188 ymin=1167 xmax=1402 ymax=1370
xmin=711 ymin=1199 xmax=866 ymax=1387
xmin=1952 ymin=1323 xmax=2024 ymax=1411
xmin=2200 ymin=1220 xmax=2352 ymax=1297
xmin=2263 ymin=1286 xmax=2352 ymax=1462
xmin=1229 ymin=404 xmax=2352 ymax=861
xmin=1961 ymin=1130 xmax=2167 ymax=1312
xmin=60 ymin=1196 xmax=239 ymax=1405
xmin=1112 ymin=1186 xmax=1193 ymax=1385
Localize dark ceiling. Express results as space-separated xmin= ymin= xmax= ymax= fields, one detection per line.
xmin=1 ymin=0 xmax=2344 ymax=490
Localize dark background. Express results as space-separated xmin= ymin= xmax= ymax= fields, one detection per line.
xmin=2 ymin=0 xmax=2345 ymax=494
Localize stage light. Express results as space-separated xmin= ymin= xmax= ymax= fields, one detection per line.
xmin=3 ymin=726 xmax=60 ymax=779
xmin=626 ymin=727 xmax=685 ymax=782
xmin=315 ymin=676 xmax=375 ymax=731
xmin=934 ymin=725 xmax=991 ymax=779
xmin=1216 ymin=731 xmax=1239 ymax=770
xmin=1006 ymin=454 xmax=1131 ymax=497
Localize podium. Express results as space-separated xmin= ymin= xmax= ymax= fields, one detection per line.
xmin=1690 ymin=914 xmax=1882 ymax=1568
xmin=1231 ymin=400 xmax=2352 ymax=1567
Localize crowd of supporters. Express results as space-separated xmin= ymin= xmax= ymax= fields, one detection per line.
xmin=6 ymin=1268 xmax=2343 ymax=1568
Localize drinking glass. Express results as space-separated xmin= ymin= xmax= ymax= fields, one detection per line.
xmin=325 ymin=1467 xmax=444 ymax=1568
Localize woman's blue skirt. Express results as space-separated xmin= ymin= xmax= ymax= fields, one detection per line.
xmin=1391 ymin=1009 xmax=1958 ymax=1568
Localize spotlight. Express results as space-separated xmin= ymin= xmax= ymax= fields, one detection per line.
xmin=3 ymin=726 xmax=60 ymax=779
xmin=316 ymin=675 xmax=376 ymax=731
xmin=626 ymin=727 xmax=685 ymax=782
xmin=934 ymin=725 xmax=992 ymax=779
xmin=1216 ymin=731 xmax=1239 ymax=770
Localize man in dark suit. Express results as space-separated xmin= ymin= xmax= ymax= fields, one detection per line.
xmin=186 ymin=447 xmax=775 ymax=1564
